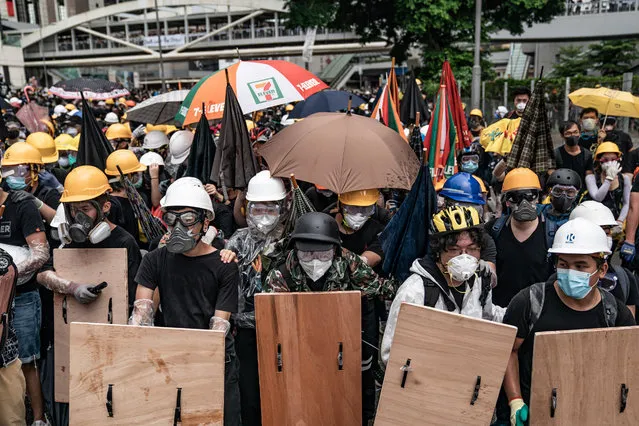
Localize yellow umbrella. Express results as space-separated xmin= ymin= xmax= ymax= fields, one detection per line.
xmin=480 ymin=117 xmax=521 ymax=155
xmin=568 ymin=87 xmax=639 ymax=118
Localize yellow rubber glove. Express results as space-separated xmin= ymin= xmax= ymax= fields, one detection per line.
xmin=509 ymin=397 xmax=529 ymax=426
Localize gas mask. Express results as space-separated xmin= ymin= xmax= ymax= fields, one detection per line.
xmin=165 ymin=222 xmax=200 ymax=254
xmin=550 ymin=195 xmax=575 ymax=214
xmin=66 ymin=202 xmax=111 ymax=244
xmin=511 ymin=199 xmax=538 ymax=222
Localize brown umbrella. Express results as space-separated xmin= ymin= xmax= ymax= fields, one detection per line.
xmin=258 ymin=112 xmax=419 ymax=194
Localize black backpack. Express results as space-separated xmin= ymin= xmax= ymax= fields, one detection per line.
xmin=421 ymin=274 xmax=490 ymax=312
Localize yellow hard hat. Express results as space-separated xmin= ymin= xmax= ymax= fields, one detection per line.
xmin=2 ymin=142 xmax=44 ymax=166
xmin=40 ymin=119 xmax=55 ymax=136
xmin=26 ymin=132 xmax=58 ymax=163
xmin=473 ymin=175 xmax=487 ymax=194
xmin=60 ymin=165 xmax=113 ymax=202
xmin=104 ymin=149 xmax=147 ymax=176
xmin=502 ymin=168 xmax=541 ymax=192
xmin=106 ymin=123 xmax=132 ymax=141
xmin=431 ymin=206 xmax=481 ymax=234
xmin=163 ymin=125 xmax=178 ymax=135
xmin=65 ymin=103 xmax=76 ymax=111
xmin=285 ymin=104 xmax=294 ymax=112
xmin=594 ymin=142 xmax=622 ymax=159
xmin=146 ymin=123 xmax=168 ymax=134
xmin=461 ymin=102 xmax=467 ymax=110
xmin=245 ymin=120 xmax=256 ymax=131
xmin=105 ymin=98 xmax=115 ymax=105
xmin=55 ymin=134 xmax=79 ymax=152
xmin=118 ymin=97 xmax=127 ymax=105
xmin=338 ymin=189 xmax=380 ymax=206
xmin=73 ymin=134 xmax=81 ymax=149
xmin=470 ymin=109 xmax=483 ymax=119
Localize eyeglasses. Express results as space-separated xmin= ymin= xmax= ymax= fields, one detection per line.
xmin=550 ymin=185 xmax=578 ymax=199
xmin=247 ymin=202 xmax=280 ymax=217
xmin=505 ymin=190 xmax=539 ymax=204
xmin=163 ymin=210 xmax=203 ymax=227
xmin=342 ymin=204 xmax=375 ymax=217
xmin=444 ymin=245 xmax=481 ymax=257
xmin=297 ymin=248 xmax=335 ymax=262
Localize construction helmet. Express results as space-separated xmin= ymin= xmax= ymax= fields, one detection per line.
xmin=143 ymin=130 xmax=169 ymax=150
xmin=569 ymin=201 xmax=617 ymax=227
xmin=290 ymin=212 xmax=341 ymax=251
xmin=339 ymin=189 xmax=380 ymax=206
xmin=168 ymin=130 xmax=194 ymax=165
xmin=118 ymin=97 xmax=127 ymax=105
xmin=73 ymin=134 xmax=81 ymax=149
xmin=2 ymin=142 xmax=43 ymax=166
xmin=548 ymin=217 xmax=611 ymax=256
xmin=594 ymin=142 xmax=622 ymax=159
xmin=431 ymin=206 xmax=482 ymax=235
xmin=473 ymin=175 xmax=487 ymax=194
xmin=65 ymin=103 xmax=76 ymax=111
xmin=55 ymin=134 xmax=77 ymax=151
xmin=440 ymin=172 xmax=485 ymax=205
xmin=26 ymin=132 xmax=58 ymax=163
xmin=105 ymin=98 xmax=115 ymax=105
xmin=39 ymin=119 xmax=55 ymax=136
xmin=470 ymin=108 xmax=483 ymax=118
xmin=104 ymin=149 xmax=147 ymax=176
xmin=139 ymin=152 xmax=165 ymax=167
xmin=285 ymin=104 xmax=295 ymax=112
xmin=502 ymin=168 xmax=541 ymax=192
xmin=104 ymin=112 xmax=119 ymax=124
xmin=246 ymin=171 xmax=286 ymax=202
xmin=60 ymin=165 xmax=113 ymax=202
xmin=546 ymin=168 xmax=581 ymax=191
xmin=106 ymin=123 xmax=132 ymax=141
xmin=53 ymin=105 xmax=67 ymax=117
xmin=146 ymin=123 xmax=167 ymax=134
xmin=161 ymin=177 xmax=214 ymax=215
xmin=125 ymin=100 xmax=136 ymax=107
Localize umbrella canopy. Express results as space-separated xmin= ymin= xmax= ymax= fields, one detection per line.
xmin=409 ymin=123 xmax=424 ymax=163
xmin=185 ymin=104 xmax=216 ymax=184
xmin=126 ymin=90 xmax=189 ymax=125
xmin=400 ymin=72 xmax=428 ymax=126
xmin=506 ymin=80 xmax=555 ymax=173
xmin=258 ymin=112 xmax=420 ymax=194
xmin=480 ymin=117 xmax=521 ymax=155
xmin=176 ymin=60 xmax=328 ymax=126
xmin=49 ymin=78 xmax=129 ymax=100
xmin=568 ymin=87 xmax=639 ymax=118
xmin=16 ymin=102 xmax=49 ymax=133
xmin=211 ymin=81 xmax=258 ymax=189
xmin=288 ymin=90 xmax=366 ymax=119
xmin=77 ymin=96 xmax=114 ymax=170
xmin=379 ymin=164 xmax=437 ymax=282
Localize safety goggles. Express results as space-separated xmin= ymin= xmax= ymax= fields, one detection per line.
xmin=297 ymin=248 xmax=335 ymax=262
xmin=1 ymin=164 xmax=30 ymax=178
xmin=599 ymin=157 xmax=619 ymax=164
xmin=342 ymin=204 xmax=375 ymax=217
xmin=504 ymin=190 xmax=539 ymax=204
xmin=550 ymin=185 xmax=578 ymax=199
xmin=598 ymin=272 xmax=618 ymax=293
xmin=247 ymin=202 xmax=280 ymax=217
xmin=461 ymin=154 xmax=480 ymax=163
xmin=162 ymin=210 xmax=204 ymax=227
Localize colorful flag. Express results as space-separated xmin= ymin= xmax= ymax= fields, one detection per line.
xmin=372 ymin=80 xmax=406 ymax=140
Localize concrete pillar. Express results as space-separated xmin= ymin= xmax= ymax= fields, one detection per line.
xmin=622 ymin=72 xmax=633 ymax=132
xmin=564 ymin=77 xmax=570 ymax=121
xmin=227 ymin=7 xmax=232 ymax=40
xmin=250 ymin=17 xmax=255 ymax=39
xmin=503 ymin=81 xmax=508 ymax=107
xmin=274 ymin=12 xmax=278 ymax=38
xmin=71 ymin=28 xmax=76 ymax=51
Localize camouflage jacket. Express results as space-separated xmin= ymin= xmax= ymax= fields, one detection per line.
xmin=263 ymin=247 xmax=397 ymax=299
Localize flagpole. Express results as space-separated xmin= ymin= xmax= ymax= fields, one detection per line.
xmin=471 ymin=0 xmax=482 ymax=110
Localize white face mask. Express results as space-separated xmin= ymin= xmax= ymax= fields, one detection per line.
xmin=516 ymin=102 xmax=527 ymax=112
xmin=446 ymin=254 xmax=479 ymax=282
xmin=344 ymin=213 xmax=369 ymax=231
xmin=247 ymin=213 xmax=279 ymax=235
xmin=299 ymin=258 xmax=332 ymax=281
xmin=582 ymin=118 xmax=597 ymax=131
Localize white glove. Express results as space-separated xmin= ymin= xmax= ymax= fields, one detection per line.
xmin=210 ymin=316 xmax=231 ymax=335
xmin=604 ymin=161 xmax=621 ymax=181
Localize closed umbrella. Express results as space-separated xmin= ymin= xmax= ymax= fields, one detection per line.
xmin=16 ymin=102 xmax=49 ymax=134
xmin=126 ymin=90 xmax=189 ymax=125
xmin=49 ymin=78 xmax=129 ymax=100
xmin=400 ymin=72 xmax=428 ymax=126
xmin=288 ymin=90 xmax=366 ymax=119
xmin=258 ymin=112 xmax=420 ymax=194
xmin=77 ymin=96 xmax=114 ymax=170
xmin=185 ymin=103 xmax=216 ymax=184
xmin=284 ymin=174 xmax=316 ymax=236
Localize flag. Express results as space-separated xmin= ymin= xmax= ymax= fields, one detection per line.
xmin=372 ymin=81 xmax=406 ymax=140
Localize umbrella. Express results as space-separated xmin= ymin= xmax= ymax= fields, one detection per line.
xmin=16 ymin=102 xmax=49 ymax=133
xmin=49 ymin=78 xmax=129 ymax=100
xmin=185 ymin=103 xmax=216 ymax=184
xmin=76 ymin=96 xmax=114 ymax=170
xmin=400 ymin=72 xmax=428 ymax=126
xmin=480 ymin=117 xmax=522 ymax=155
xmin=569 ymin=86 xmax=639 ymax=119
xmin=176 ymin=60 xmax=328 ymax=126
xmin=125 ymin=90 xmax=189 ymax=125
xmin=258 ymin=112 xmax=420 ymax=194
xmin=288 ymin=90 xmax=366 ymax=119
xmin=506 ymin=80 xmax=555 ymax=173
xmin=117 ymin=170 xmax=166 ymax=242
xmin=408 ymin=114 xmax=424 ymax=163
xmin=372 ymin=60 xmax=405 ymax=140
xmin=211 ymin=76 xmax=258 ymax=190
xmin=284 ymin=174 xmax=316 ymax=236
xmin=379 ymin=164 xmax=436 ymax=282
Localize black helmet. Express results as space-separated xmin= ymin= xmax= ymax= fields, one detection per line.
xmin=546 ymin=168 xmax=581 ymax=191
xmin=290 ymin=212 xmax=341 ymax=251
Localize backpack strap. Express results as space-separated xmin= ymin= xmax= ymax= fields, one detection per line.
xmin=421 ymin=276 xmax=455 ymax=311
xmin=599 ymin=288 xmax=618 ymax=327
xmin=554 ymin=147 xmax=563 ymax=169
xmin=610 ymin=264 xmax=630 ymax=304
xmin=488 ymin=215 xmax=509 ymax=241
xmin=527 ymin=282 xmax=546 ymax=336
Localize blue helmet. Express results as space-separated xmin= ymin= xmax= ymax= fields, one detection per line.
xmin=440 ymin=172 xmax=485 ymax=205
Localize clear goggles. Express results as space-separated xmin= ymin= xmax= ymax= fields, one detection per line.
xmin=297 ymin=248 xmax=335 ymax=262
xmin=461 ymin=154 xmax=480 ymax=163
xmin=342 ymin=204 xmax=375 ymax=217
xmin=247 ymin=202 xmax=280 ymax=217
xmin=550 ymin=185 xmax=578 ymax=199
xmin=1 ymin=164 xmax=31 ymax=178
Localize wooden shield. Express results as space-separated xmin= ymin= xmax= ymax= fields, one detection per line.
xmin=375 ymin=303 xmax=517 ymax=426
xmin=69 ymin=323 xmax=225 ymax=425
xmin=530 ymin=327 xmax=639 ymax=425
xmin=53 ymin=248 xmax=128 ymax=403
xmin=0 ymin=253 xmax=17 ymax=352
xmin=255 ymin=291 xmax=362 ymax=426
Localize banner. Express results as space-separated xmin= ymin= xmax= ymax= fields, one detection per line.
xmin=302 ymin=27 xmax=317 ymax=63
xmin=143 ymin=34 xmax=185 ymax=48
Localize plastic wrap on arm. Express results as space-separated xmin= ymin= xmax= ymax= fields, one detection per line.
xmin=209 ymin=316 xmax=231 ymax=335
xmin=128 ymin=299 xmax=154 ymax=326
xmin=16 ymin=239 xmax=50 ymax=285
xmin=37 ymin=270 xmax=75 ymax=294
xmin=233 ymin=311 xmax=256 ymax=329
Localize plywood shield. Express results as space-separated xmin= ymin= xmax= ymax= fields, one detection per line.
xmin=69 ymin=323 xmax=225 ymax=425
xmin=255 ymin=291 xmax=362 ymax=426
xmin=375 ymin=303 xmax=517 ymax=426
xmin=53 ymin=248 xmax=128 ymax=403
xmin=530 ymin=327 xmax=639 ymax=425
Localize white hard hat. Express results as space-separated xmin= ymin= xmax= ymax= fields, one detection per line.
xmin=548 ymin=217 xmax=611 ymax=256
xmin=161 ymin=177 xmax=214 ymax=215
xmin=169 ymin=130 xmax=194 ymax=165
xmin=246 ymin=170 xmax=286 ymax=202
xmin=569 ymin=201 xmax=617 ymax=227
xmin=143 ymin=130 xmax=169 ymax=149
xmin=53 ymin=105 xmax=67 ymax=116
xmin=50 ymin=204 xmax=67 ymax=228
xmin=104 ymin=112 xmax=119 ymax=124
xmin=9 ymin=97 xmax=22 ymax=106
xmin=139 ymin=151 xmax=165 ymax=167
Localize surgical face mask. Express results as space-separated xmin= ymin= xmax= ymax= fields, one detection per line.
xmin=516 ymin=102 xmax=527 ymax=113
xmin=550 ymin=194 xmax=575 ymax=214
xmin=344 ymin=213 xmax=369 ymax=231
xmin=511 ymin=199 xmax=538 ymax=222
xmin=65 ymin=127 xmax=78 ymax=137
xmin=68 ymin=153 xmax=77 ymax=166
xmin=166 ymin=222 xmax=199 ymax=254
xmin=5 ymin=176 xmax=28 ymax=190
xmin=556 ymin=268 xmax=598 ymax=299
xmin=582 ymin=118 xmax=597 ymax=132
xmin=58 ymin=156 xmax=70 ymax=168
xmin=446 ymin=253 xmax=479 ymax=282
xmin=299 ymin=258 xmax=332 ymax=282
xmin=461 ymin=160 xmax=479 ymax=174
xmin=131 ymin=173 xmax=143 ymax=189
xmin=565 ymin=136 xmax=579 ymax=147
xmin=247 ymin=213 xmax=280 ymax=235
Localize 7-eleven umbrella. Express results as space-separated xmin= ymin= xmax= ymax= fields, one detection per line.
xmin=176 ymin=60 xmax=328 ymax=126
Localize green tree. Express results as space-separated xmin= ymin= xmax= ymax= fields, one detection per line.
xmin=588 ymin=39 xmax=639 ymax=76
xmin=551 ymin=45 xmax=590 ymax=78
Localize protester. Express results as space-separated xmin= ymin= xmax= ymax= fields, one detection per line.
xmin=165 ymin=130 xmax=193 ymax=180
xmin=578 ymin=107 xmax=606 ymax=152
xmin=52 ymin=133 xmax=78 ymax=185
xmin=105 ymin=123 xmax=132 ymax=150
xmin=601 ymin=117 xmax=633 ymax=159
xmin=507 ymin=87 xmax=531 ymax=118
xmin=538 ymin=168 xmax=581 ymax=247
xmin=620 ymin=166 xmax=639 ymax=270
xmin=554 ymin=121 xmax=593 ymax=184
xmin=139 ymin=151 xmax=165 ymax=209
xmin=142 ymin=130 xmax=169 ymax=160
xmin=305 ymin=184 xmax=337 ymax=213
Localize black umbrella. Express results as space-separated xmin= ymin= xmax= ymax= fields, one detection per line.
xmin=288 ymin=90 xmax=366 ymax=119
xmin=400 ymin=72 xmax=428 ymax=125
xmin=49 ymin=78 xmax=129 ymax=101
xmin=409 ymin=119 xmax=424 ymax=164
xmin=211 ymin=73 xmax=259 ymax=190
xmin=284 ymin=174 xmax=316 ymax=236
xmin=185 ymin=103 xmax=216 ymax=184
xmin=77 ymin=95 xmax=114 ymax=170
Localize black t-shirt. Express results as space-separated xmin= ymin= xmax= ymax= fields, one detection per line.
xmin=491 ymin=220 xmax=551 ymax=307
xmin=625 ymin=149 xmax=639 ymax=176
xmin=480 ymin=231 xmax=497 ymax=264
xmin=305 ymin=186 xmax=338 ymax=214
xmin=340 ymin=218 xmax=385 ymax=274
xmin=503 ymin=281 xmax=635 ymax=404
xmin=135 ymin=247 xmax=239 ymax=329
xmin=34 ymin=184 xmax=61 ymax=210
xmin=109 ymin=196 xmax=139 ymax=242
xmin=212 ymin=202 xmax=235 ymax=239
xmin=554 ymin=145 xmax=593 ymax=184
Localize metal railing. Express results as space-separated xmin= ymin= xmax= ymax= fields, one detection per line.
xmin=565 ymin=0 xmax=638 ymax=14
